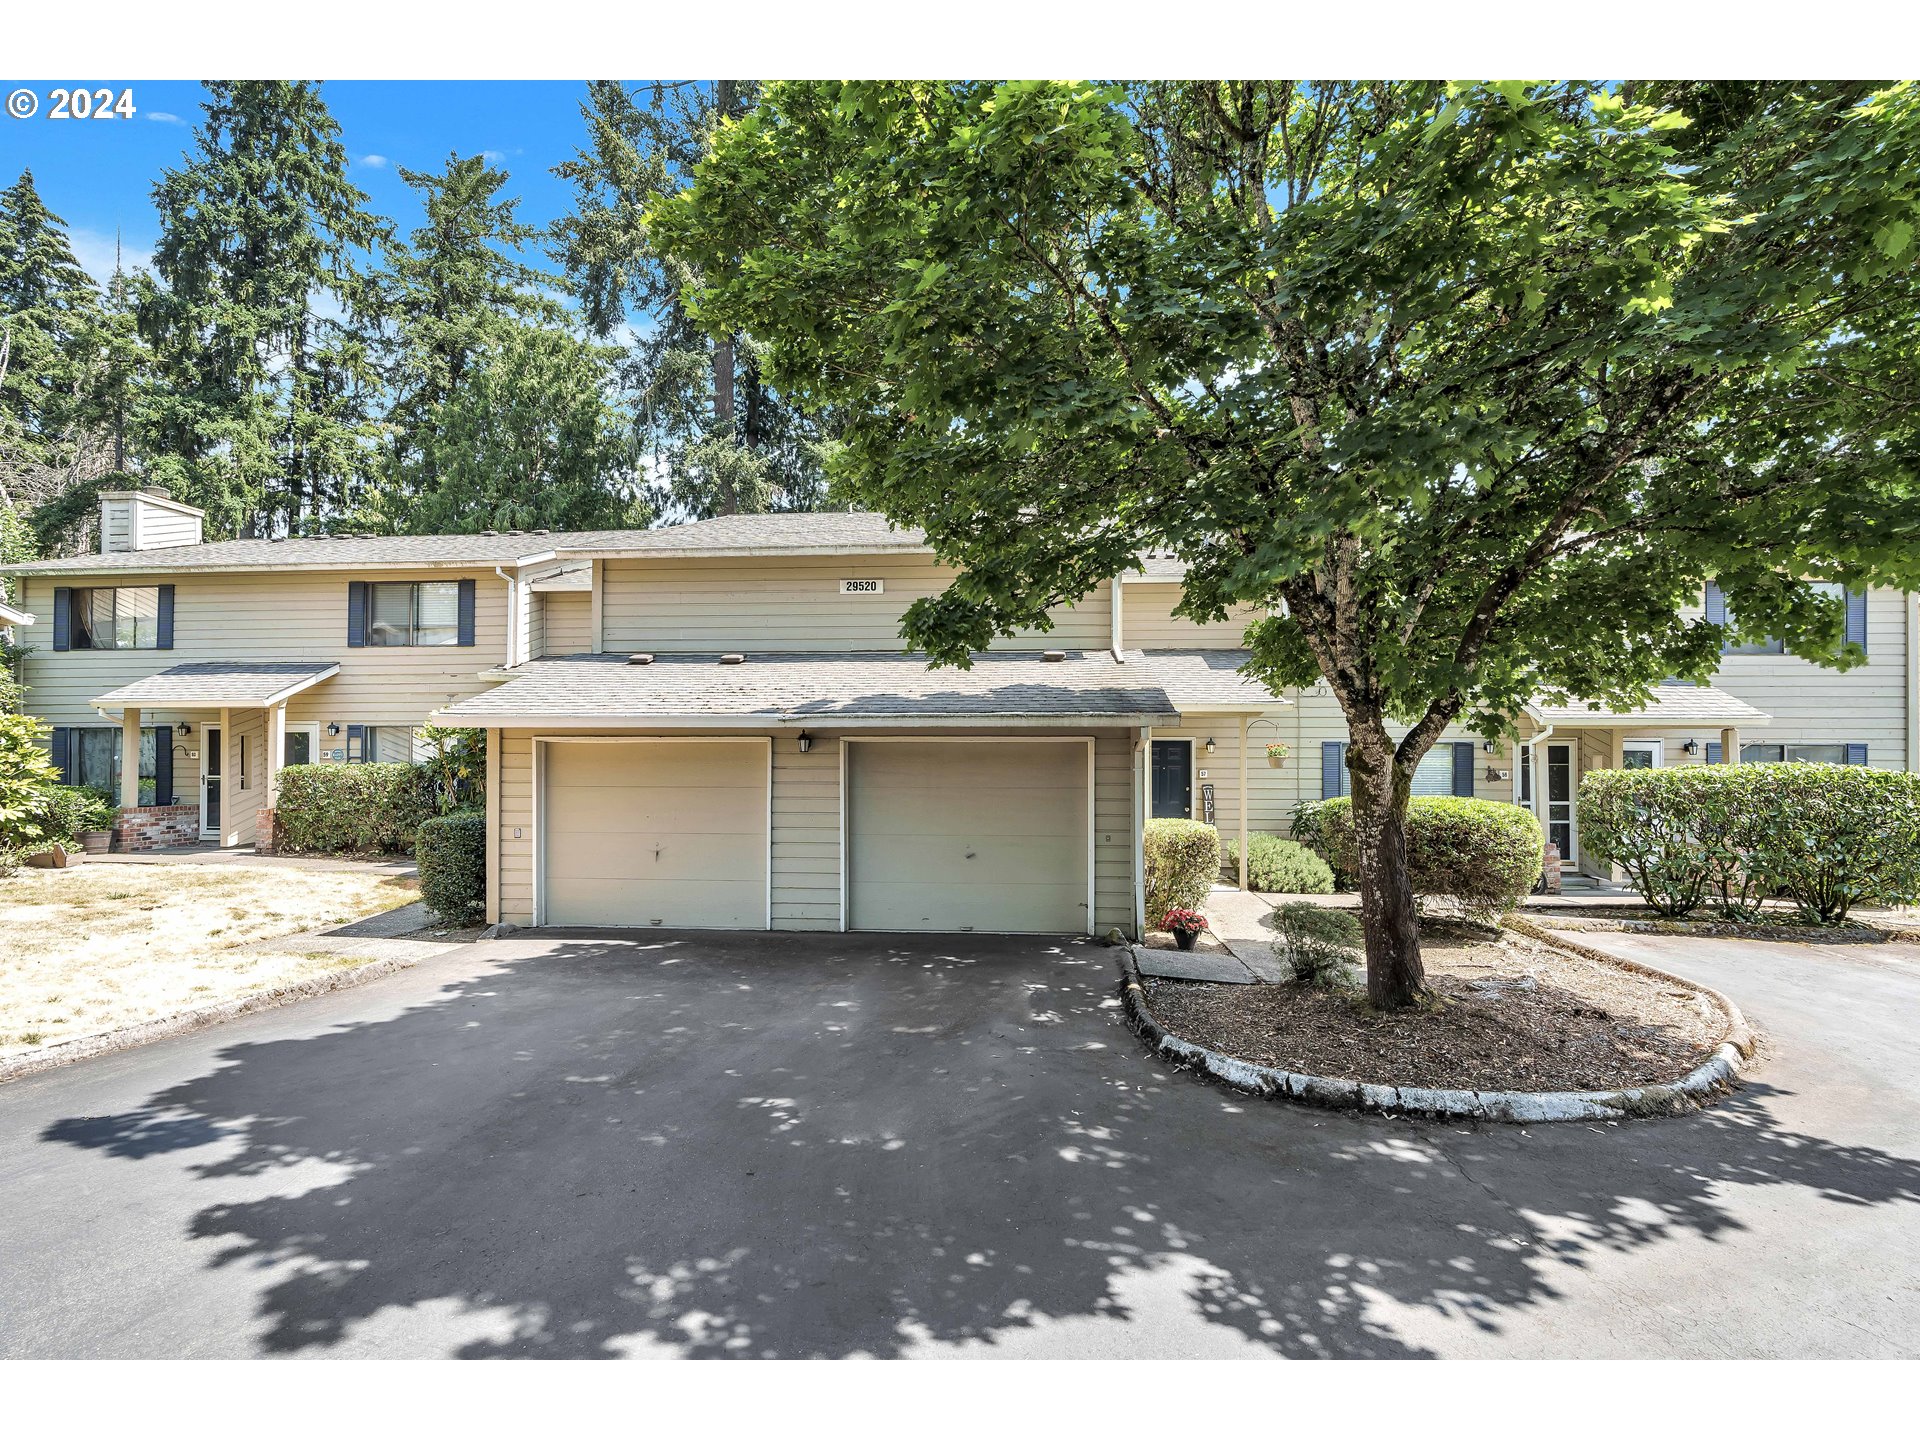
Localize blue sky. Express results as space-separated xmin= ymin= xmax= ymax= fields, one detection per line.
xmin=0 ymin=80 xmax=624 ymax=282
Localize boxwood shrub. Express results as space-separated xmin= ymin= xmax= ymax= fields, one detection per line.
xmin=1316 ymin=795 xmax=1543 ymax=922
xmin=417 ymin=810 xmax=487 ymax=924
xmin=274 ymin=763 xmax=432 ymax=855
xmin=1581 ymin=762 xmax=1920 ymax=923
xmin=1224 ymin=833 xmax=1336 ymax=894
xmin=1145 ymin=817 xmax=1221 ymax=923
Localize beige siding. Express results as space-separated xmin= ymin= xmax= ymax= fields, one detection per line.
xmin=535 ymin=592 xmax=592 ymax=658
xmin=599 ymin=554 xmax=1110 ymax=654
xmin=1122 ymin=583 xmax=1263 ymax=649
xmin=137 ymin=507 xmax=202 ymax=550
xmin=493 ymin=725 xmax=1137 ymax=934
xmin=99 ymin=501 xmax=133 ymax=554
xmin=16 ymin=570 xmax=511 ymax=739
xmin=226 ymin=707 xmax=268 ymax=846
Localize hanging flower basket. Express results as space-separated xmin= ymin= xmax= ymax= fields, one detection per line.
xmin=1266 ymin=742 xmax=1290 ymax=769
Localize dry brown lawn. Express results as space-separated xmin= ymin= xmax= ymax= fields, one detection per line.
xmin=0 ymin=863 xmax=418 ymax=1057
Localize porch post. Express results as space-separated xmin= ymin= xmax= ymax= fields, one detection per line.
xmin=267 ymin=702 xmax=287 ymax=805
xmin=220 ymin=706 xmax=234 ymax=847
xmin=1134 ymin=726 xmax=1149 ymax=938
xmin=1721 ymin=726 xmax=1741 ymax=765
xmin=484 ymin=727 xmax=502 ymax=926
xmin=1237 ymin=713 xmax=1250 ymax=891
xmin=119 ymin=706 xmax=142 ymax=809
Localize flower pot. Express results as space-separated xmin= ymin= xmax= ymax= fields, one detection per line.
xmin=1174 ymin=928 xmax=1200 ymax=951
xmin=1267 ymin=755 xmax=1287 ymax=769
xmin=79 ymin=829 xmax=112 ymax=855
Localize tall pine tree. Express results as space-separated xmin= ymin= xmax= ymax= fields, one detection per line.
xmin=139 ymin=82 xmax=384 ymax=537
xmin=0 ymin=169 xmax=143 ymax=538
xmin=553 ymin=80 xmax=832 ymax=519
xmin=353 ymin=152 xmax=642 ymax=534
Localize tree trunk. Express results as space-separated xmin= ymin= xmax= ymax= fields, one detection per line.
xmin=1344 ymin=717 xmax=1427 ymax=1008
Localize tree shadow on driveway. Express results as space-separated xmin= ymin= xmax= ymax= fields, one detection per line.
xmin=34 ymin=931 xmax=1920 ymax=1358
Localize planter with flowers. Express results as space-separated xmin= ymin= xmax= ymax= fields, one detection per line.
xmin=1162 ymin=906 xmax=1210 ymax=951
xmin=1265 ymin=742 xmax=1290 ymax=770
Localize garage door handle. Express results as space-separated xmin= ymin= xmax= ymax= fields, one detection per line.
xmin=965 ymin=850 xmax=976 ymax=860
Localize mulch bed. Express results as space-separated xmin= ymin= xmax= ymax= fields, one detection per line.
xmin=1144 ymin=922 xmax=1725 ymax=1093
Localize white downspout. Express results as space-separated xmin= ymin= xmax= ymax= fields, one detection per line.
xmin=494 ymin=566 xmax=518 ymax=668
xmin=1110 ymin=576 xmax=1124 ymax=662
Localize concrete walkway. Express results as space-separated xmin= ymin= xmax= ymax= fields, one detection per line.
xmin=236 ymin=901 xmax=472 ymax=966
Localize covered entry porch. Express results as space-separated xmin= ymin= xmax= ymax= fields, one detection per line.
xmin=88 ymin=661 xmax=340 ymax=849
xmin=1518 ymin=683 xmax=1772 ymax=875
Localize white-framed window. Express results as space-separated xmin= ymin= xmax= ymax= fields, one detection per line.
xmin=71 ymin=586 xmax=162 ymax=649
xmin=1722 ymin=581 xmax=1847 ymax=655
xmin=1739 ymin=742 xmax=1862 ymax=765
xmin=365 ymin=580 xmax=461 ymax=647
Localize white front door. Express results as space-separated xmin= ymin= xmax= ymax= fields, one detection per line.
xmin=201 ymin=724 xmax=222 ymax=840
xmin=1544 ymin=742 xmax=1576 ymax=866
xmin=1621 ymin=739 xmax=1663 ymax=771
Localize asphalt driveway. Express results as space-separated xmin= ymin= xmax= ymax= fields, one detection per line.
xmin=1 ymin=926 xmax=1917 ymax=1359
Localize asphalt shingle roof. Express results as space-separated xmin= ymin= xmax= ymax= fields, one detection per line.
xmin=435 ymin=650 xmax=1179 ymax=726
xmin=1127 ymin=650 xmax=1282 ymax=708
xmin=1527 ymin=682 xmax=1770 ymax=727
xmin=91 ymin=660 xmax=341 ymax=709
xmin=0 ymin=512 xmax=933 ymax=576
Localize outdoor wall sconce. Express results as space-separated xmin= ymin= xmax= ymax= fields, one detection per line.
xmin=797 ymin=732 xmax=814 ymax=754
xmin=1204 ymin=737 xmax=1216 ymax=754
xmin=1682 ymin=738 xmax=1699 ymax=755
xmin=176 ymin=720 xmax=192 ymax=736
xmin=327 ymin=722 xmax=341 ymax=736
xmin=1482 ymin=739 xmax=1497 ymax=753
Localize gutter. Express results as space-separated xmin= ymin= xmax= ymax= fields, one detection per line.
xmin=426 ymin=710 xmax=1185 ymax=730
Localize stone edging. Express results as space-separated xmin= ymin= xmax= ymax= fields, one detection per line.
xmin=0 ymin=953 xmax=425 ymax=1086
xmin=1117 ymin=921 xmax=1757 ymax=1123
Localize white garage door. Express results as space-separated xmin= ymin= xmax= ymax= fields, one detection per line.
xmin=542 ymin=740 xmax=768 ymax=928
xmin=846 ymin=739 xmax=1089 ymax=933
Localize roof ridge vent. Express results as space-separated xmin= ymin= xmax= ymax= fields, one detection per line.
xmin=1042 ymin=649 xmax=1067 ymax=662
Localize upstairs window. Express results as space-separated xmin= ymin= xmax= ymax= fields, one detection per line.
xmin=366 ymin=581 xmax=461 ymax=647
xmin=1708 ymin=581 xmax=1865 ymax=656
xmin=56 ymin=585 xmax=171 ymax=650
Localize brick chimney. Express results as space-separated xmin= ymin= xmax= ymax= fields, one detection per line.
xmin=99 ymin=487 xmax=205 ymax=553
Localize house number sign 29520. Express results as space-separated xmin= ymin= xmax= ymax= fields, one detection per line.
xmin=840 ymin=578 xmax=884 ymax=594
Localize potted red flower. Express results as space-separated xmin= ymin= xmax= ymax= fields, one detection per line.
xmin=1163 ymin=907 xmax=1209 ymax=951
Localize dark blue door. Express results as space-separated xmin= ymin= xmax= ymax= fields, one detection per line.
xmin=1150 ymin=740 xmax=1192 ymax=819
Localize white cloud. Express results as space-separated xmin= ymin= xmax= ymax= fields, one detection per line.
xmin=67 ymin=227 xmax=153 ymax=285
xmin=481 ymin=149 xmax=507 ymax=164
xmin=357 ymin=154 xmax=388 ymax=169
xmin=146 ymin=111 xmax=186 ymax=125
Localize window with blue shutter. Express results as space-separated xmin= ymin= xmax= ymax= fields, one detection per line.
xmin=1451 ymin=741 xmax=1476 ymax=797
xmin=1321 ymin=741 xmax=1345 ymax=799
xmin=52 ymin=587 xmax=71 ymax=651
xmin=156 ymin=585 xmax=175 ymax=650
xmin=1845 ymin=590 xmax=1867 ymax=651
xmin=347 ymin=582 xmax=367 ymax=647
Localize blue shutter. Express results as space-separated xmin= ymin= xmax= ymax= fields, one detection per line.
xmin=151 ymin=726 xmax=173 ymax=806
xmin=52 ymin=587 xmax=71 ymax=650
xmin=49 ymin=726 xmax=73 ymax=783
xmin=1452 ymin=741 xmax=1476 ymax=796
xmin=1321 ymin=741 xmax=1345 ymax=799
xmin=347 ymin=582 xmax=367 ymax=647
xmin=1845 ymin=743 xmax=1868 ymax=766
xmin=1845 ymin=589 xmax=1867 ymax=651
xmin=156 ymin=584 xmax=175 ymax=649
xmin=457 ymin=579 xmax=476 ymax=646
xmin=1705 ymin=742 xmax=1723 ymax=764
xmin=346 ymin=724 xmax=367 ymax=764
xmin=1703 ymin=581 xmax=1726 ymax=627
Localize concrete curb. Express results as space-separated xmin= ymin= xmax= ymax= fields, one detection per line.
xmin=0 ymin=952 xmax=430 ymax=1086
xmin=1118 ymin=924 xmax=1757 ymax=1123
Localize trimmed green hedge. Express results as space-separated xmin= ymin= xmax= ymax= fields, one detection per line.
xmin=275 ymin=763 xmax=431 ymax=855
xmin=1145 ymin=817 xmax=1220 ymax=924
xmin=1314 ymin=795 xmax=1543 ymax=922
xmin=418 ymin=811 xmax=487 ymax=924
xmin=1224 ymin=833 xmax=1335 ymax=894
xmin=1580 ymin=762 xmax=1920 ymax=923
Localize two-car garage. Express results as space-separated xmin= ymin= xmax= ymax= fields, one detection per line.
xmin=535 ymin=735 xmax=1091 ymax=934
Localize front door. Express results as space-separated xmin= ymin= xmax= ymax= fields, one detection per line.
xmin=1545 ymin=741 xmax=1576 ymax=866
xmin=1150 ymin=740 xmax=1193 ymax=819
xmin=201 ymin=724 xmax=221 ymax=839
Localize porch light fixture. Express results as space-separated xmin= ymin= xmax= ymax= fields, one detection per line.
xmin=1482 ymin=739 xmax=1496 ymax=753
xmin=176 ymin=721 xmax=192 ymax=736
xmin=797 ymin=732 xmax=814 ymax=754
xmin=327 ymin=722 xmax=341 ymax=736
xmin=1204 ymin=737 xmax=1216 ymax=754
xmin=1682 ymin=738 xmax=1699 ymax=755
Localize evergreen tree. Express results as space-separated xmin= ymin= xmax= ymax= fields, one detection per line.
xmin=139 ymin=82 xmax=385 ymax=537
xmin=553 ymin=80 xmax=831 ymax=519
xmin=0 ymin=170 xmax=142 ymax=534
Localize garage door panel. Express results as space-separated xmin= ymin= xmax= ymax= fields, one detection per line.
xmin=852 ymin=880 xmax=1088 ymax=934
xmin=848 ymin=741 xmax=1088 ymax=933
xmin=542 ymin=741 xmax=767 ymax=929
xmin=849 ymin=833 xmax=1086 ymax=886
xmin=544 ymin=876 xmax=764 ymax=929
xmin=546 ymin=830 xmax=766 ymax=883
